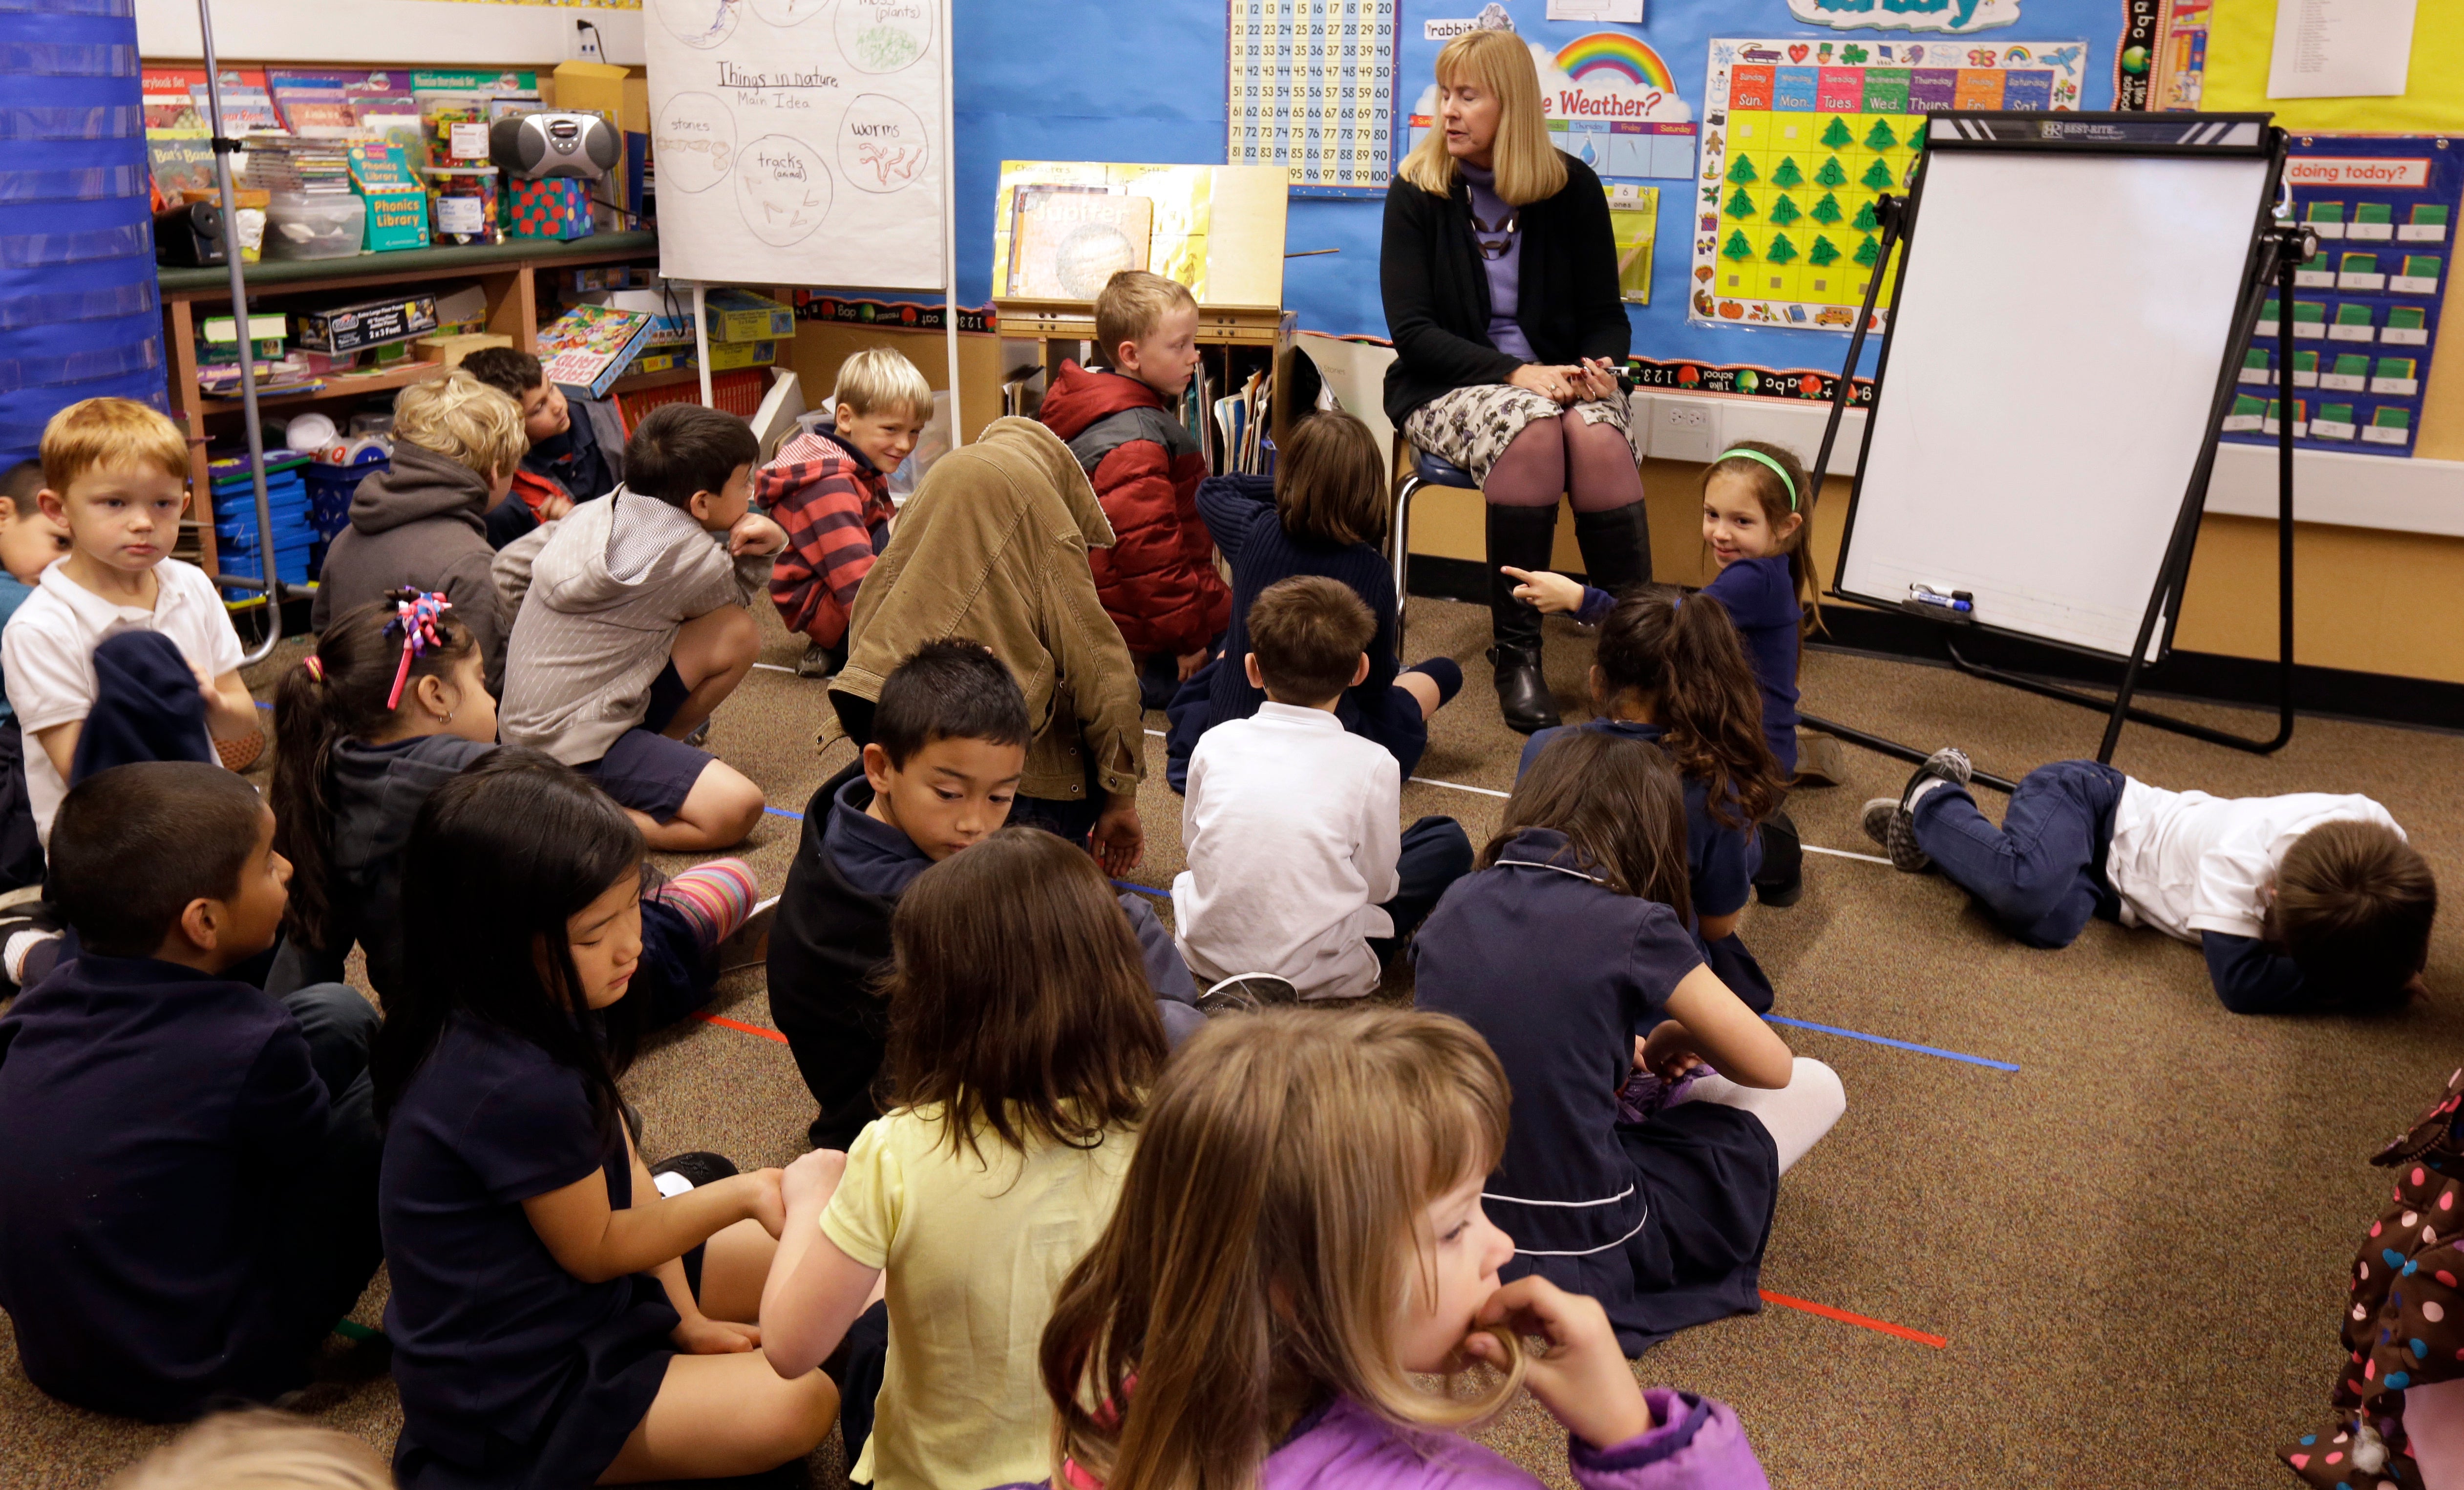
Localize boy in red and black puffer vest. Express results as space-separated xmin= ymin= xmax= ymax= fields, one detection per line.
xmin=756 ymin=347 xmax=935 ymax=677
xmin=1037 ymin=270 xmax=1230 ymax=709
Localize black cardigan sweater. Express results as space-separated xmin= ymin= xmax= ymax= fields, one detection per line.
xmin=1380 ymin=150 xmax=1630 ymax=427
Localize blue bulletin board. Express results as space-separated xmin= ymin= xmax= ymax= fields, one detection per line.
xmin=941 ymin=0 xmax=2135 ymax=382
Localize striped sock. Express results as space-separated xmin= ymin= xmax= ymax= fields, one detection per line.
xmin=653 ymin=858 xmax=758 ymax=952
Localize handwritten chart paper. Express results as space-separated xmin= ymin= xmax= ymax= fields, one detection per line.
xmin=647 ymin=0 xmax=946 ymax=287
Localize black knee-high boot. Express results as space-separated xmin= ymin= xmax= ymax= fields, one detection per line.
xmin=1486 ymin=503 xmax=1563 ymax=735
xmin=1572 ymin=500 xmax=1653 ymax=603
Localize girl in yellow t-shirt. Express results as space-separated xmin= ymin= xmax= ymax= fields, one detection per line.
xmin=759 ymin=825 xmax=1169 ymax=1490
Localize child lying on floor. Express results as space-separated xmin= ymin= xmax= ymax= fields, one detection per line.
xmin=1866 ymin=750 xmax=2436 ymax=1013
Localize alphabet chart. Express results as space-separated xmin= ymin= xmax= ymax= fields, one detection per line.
xmin=1227 ymin=0 xmax=1395 ymax=194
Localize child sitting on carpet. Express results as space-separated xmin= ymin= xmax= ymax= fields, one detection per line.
xmin=756 ymin=347 xmax=933 ymax=679
xmin=1041 ymin=1004 xmax=1772 ymax=1489
xmin=769 ymin=639 xmax=1200 ymax=1149
xmin=1164 ymin=409 xmax=1461 ymax=791
xmin=375 ymin=761 xmax=836 ymax=1489
xmin=1036 ymin=270 xmax=1230 ymax=709
xmin=495 ymin=403 xmax=779 ymax=851
xmin=1510 ymin=439 xmax=1815 ymax=905
xmin=314 ymin=372 xmax=527 ymax=692
xmin=5 ymin=399 xmax=258 ymax=848
xmin=1864 ymin=750 xmax=2436 ymax=1014
xmin=271 ymin=591 xmax=757 ymax=1018
xmin=0 ymin=763 xmax=382 ymax=1420
xmin=1414 ymin=729 xmax=1843 ymax=1355
xmin=1515 ymin=585 xmax=1789 ymax=1012
xmin=460 ymin=346 xmax=617 ymax=547
xmin=761 ymin=826 xmax=1168 ymax=1490
xmin=0 ymin=460 xmax=71 ymax=890
xmin=1173 ymin=576 xmax=1472 ymax=1000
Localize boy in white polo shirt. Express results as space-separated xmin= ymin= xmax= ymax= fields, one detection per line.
xmin=1172 ymin=575 xmax=1471 ymax=1000
xmin=3 ymin=399 xmax=258 ymax=847
xmin=1866 ymin=749 xmax=2437 ymax=1014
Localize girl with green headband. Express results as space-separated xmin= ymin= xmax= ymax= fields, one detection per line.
xmin=1506 ymin=439 xmax=1815 ymax=906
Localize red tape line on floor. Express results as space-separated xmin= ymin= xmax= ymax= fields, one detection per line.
xmin=695 ymin=1012 xmax=788 ymax=1044
xmin=1758 ymin=1289 xmax=1947 ymax=1348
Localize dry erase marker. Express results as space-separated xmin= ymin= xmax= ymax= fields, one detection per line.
xmin=1909 ymin=584 xmax=1973 ymax=614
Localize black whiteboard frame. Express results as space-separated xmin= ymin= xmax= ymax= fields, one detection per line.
xmin=1814 ymin=110 xmax=2298 ymax=768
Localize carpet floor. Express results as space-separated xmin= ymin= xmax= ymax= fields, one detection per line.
xmin=3 ymin=595 xmax=2458 ymax=1490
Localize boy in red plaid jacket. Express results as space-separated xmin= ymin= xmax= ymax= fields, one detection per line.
xmin=755 ymin=348 xmax=935 ymax=677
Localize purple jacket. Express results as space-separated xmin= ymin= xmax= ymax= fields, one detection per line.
xmin=1260 ymin=1392 xmax=1766 ymax=1490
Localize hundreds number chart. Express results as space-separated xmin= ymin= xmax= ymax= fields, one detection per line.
xmin=1229 ymin=0 xmax=1395 ymax=194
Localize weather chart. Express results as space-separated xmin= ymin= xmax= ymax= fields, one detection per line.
xmin=1403 ymin=24 xmax=1698 ymax=184
xmin=1689 ymin=37 xmax=2085 ymax=332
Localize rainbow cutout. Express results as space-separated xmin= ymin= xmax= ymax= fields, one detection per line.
xmin=1552 ymin=32 xmax=1677 ymax=91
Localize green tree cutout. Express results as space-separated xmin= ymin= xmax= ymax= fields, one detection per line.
xmin=1807 ymin=234 xmax=1841 ymax=267
xmin=1814 ymin=156 xmax=1848 ymax=189
xmin=1723 ymin=186 xmax=1756 ymax=217
xmin=1810 ymin=192 xmax=1844 ymax=225
xmin=1765 ymin=233 xmax=1799 ymax=264
xmin=1722 ymin=228 xmax=1755 ymax=261
xmin=1851 ymin=198 xmax=1881 ymax=232
xmin=1726 ymin=153 xmax=1759 ymax=184
xmin=1863 ymin=119 xmax=1899 ymax=151
xmin=1771 ymin=156 xmax=1805 ymax=188
xmin=1853 ymin=234 xmax=1882 ymax=267
xmin=1861 ymin=158 xmax=1897 ymax=192
xmin=1821 ymin=117 xmax=1855 ymax=149
xmin=1768 ymin=193 xmax=1802 ymax=226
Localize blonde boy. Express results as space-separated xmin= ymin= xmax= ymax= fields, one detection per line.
xmin=755 ymin=346 xmax=934 ymax=676
xmin=312 ymin=370 xmax=527 ymax=691
xmin=1036 ymin=271 xmax=1227 ymax=706
xmin=2 ymin=399 xmax=257 ymax=844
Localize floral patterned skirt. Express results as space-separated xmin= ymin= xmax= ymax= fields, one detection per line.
xmin=1402 ymin=381 xmax=1638 ymax=490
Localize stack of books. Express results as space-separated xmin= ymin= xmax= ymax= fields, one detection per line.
xmin=245 ymin=132 xmax=354 ymax=197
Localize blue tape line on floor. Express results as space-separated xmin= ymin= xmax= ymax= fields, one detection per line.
xmin=1112 ymin=878 xmax=1169 ymax=900
xmin=764 ymin=806 xmax=805 ymax=821
xmin=1763 ymin=1015 xmax=2019 ymax=1072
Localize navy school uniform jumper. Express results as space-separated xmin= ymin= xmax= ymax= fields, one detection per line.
xmin=1164 ymin=473 xmax=1433 ymax=792
xmin=1517 ymin=718 xmax=1774 ymax=1013
xmin=381 ymin=1011 xmax=680 ymax=1490
xmin=1412 ymin=828 xmax=1779 ymax=1354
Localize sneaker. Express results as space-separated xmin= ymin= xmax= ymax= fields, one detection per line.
xmin=0 ymin=899 xmax=65 ymax=997
xmin=682 ymin=717 xmax=712 ymax=748
xmin=1196 ymin=972 xmax=1300 ymax=1018
xmin=721 ymin=895 xmax=778 ymax=974
xmin=649 ymin=1150 xmax=739 ymax=1195
xmin=1862 ymin=747 xmax=1973 ymax=873
xmin=794 ymin=641 xmax=840 ymax=680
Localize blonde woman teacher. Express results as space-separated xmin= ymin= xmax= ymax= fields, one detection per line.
xmin=1381 ymin=27 xmax=1649 ymax=734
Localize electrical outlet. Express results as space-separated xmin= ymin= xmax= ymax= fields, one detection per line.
xmin=1647 ymin=394 xmax=1721 ymax=463
xmin=573 ymin=19 xmax=605 ymax=61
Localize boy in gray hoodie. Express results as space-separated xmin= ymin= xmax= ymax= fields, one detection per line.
xmin=494 ymin=404 xmax=782 ymax=851
xmin=313 ymin=372 xmax=528 ymax=694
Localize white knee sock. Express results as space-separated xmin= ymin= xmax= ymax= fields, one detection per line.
xmin=1674 ymin=1057 xmax=1846 ymax=1173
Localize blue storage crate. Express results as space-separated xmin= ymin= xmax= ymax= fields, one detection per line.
xmin=304 ymin=456 xmax=386 ymax=541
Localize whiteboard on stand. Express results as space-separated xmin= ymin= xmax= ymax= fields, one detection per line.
xmin=1834 ymin=131 xmax=2275 ymax=661
xmin=645 ymin=0 xmax=947 ymax=289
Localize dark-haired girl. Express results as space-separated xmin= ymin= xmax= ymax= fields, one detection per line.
xmin=1413 ymin=730 xmax=1843 ymax=1354
xmin=759 ymin=826 xmax=1166 ymax=1490
xmin=1508 ymin=439 xmax=1817 ymax=904
xmin=270 ymin=592 xmax=755 ymax=1019
xmin=1164 ymin=410 xmax=1462 ymax=791
xmin=375 ymin=763 xmax=836 ymax=1488
xmin=1513 ymin=585 xmax=1787 ymax=1011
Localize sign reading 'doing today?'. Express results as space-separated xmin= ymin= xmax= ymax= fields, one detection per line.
xmin=1788 ymin=0 xmax=2021 ymax=33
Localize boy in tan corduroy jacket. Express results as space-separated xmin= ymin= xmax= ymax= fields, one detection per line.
xmin=824 ymin=416 xmax=1148 ymax=872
